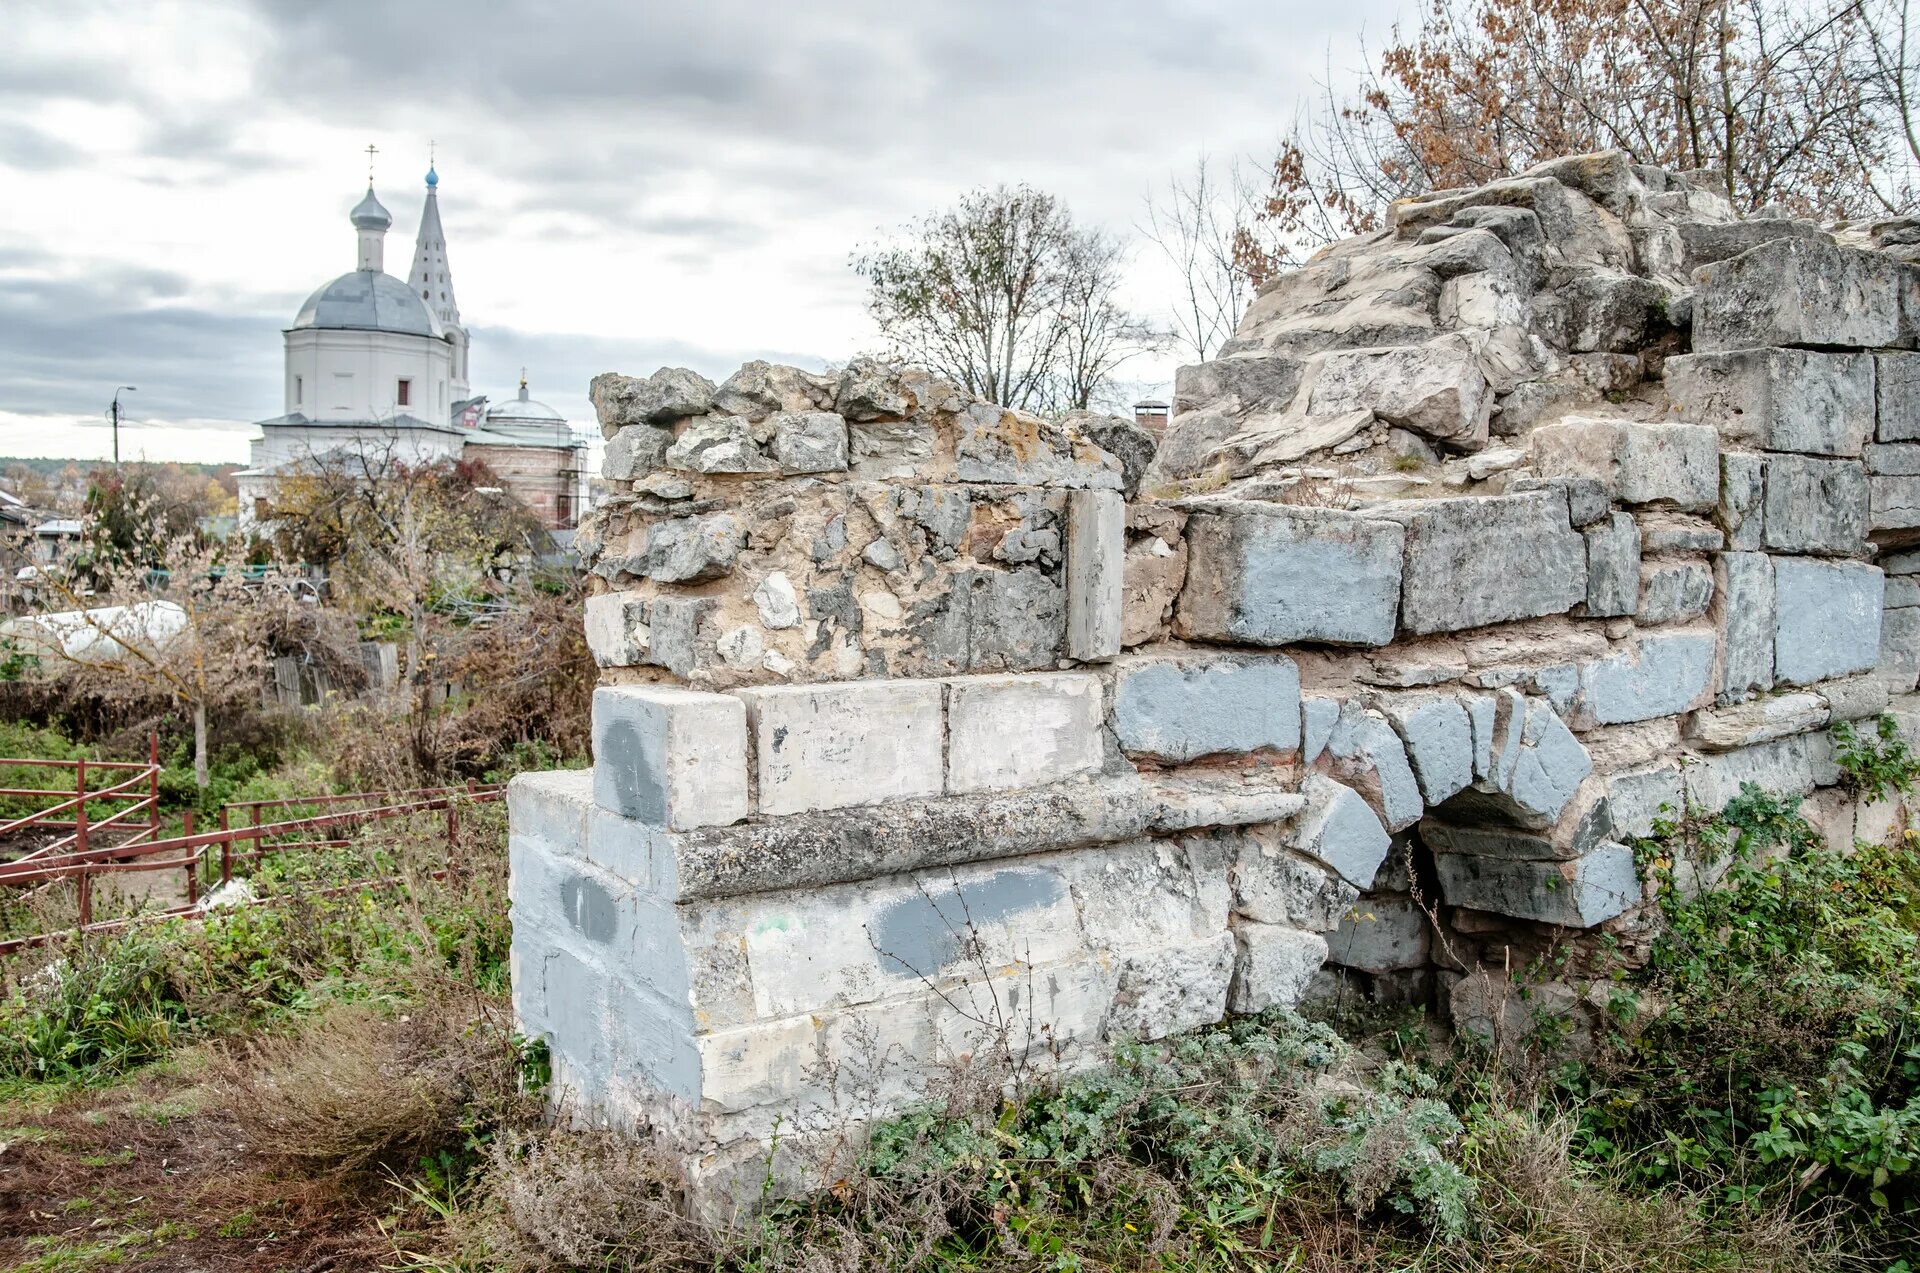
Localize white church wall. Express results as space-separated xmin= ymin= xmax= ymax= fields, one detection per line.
xmin=284 ymin=328 xmax=454 ymax=423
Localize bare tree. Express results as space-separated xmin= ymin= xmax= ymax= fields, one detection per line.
xmin=1141 ymin=155 xmax=1263 ymax=360
xmin=1862 ymin=0 xmax=1920 ymax=209
xmin=854 ymin=185 xmax=1159 ymax=413
xmin=1237 ymin=0 xmax=1901 ymax=277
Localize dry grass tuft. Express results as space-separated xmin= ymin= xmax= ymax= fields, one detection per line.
xmin=222 ymin=998 xmax=526 ymax=1181
xmin=470 ymin=1127 xmax=714 ymax=1270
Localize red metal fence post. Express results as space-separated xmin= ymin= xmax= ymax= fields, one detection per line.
xmin=219 ymin=804 xmax=232 ymax=885
xmin=148 ymin=732 xmax=159 ymax=841
xmin=74 ymin=758 xmax=90 ymax=927
xmin=250 ymin=803 xmax=261 ymax=870
xmin=183 ymin=809 xmax=198 ymax=906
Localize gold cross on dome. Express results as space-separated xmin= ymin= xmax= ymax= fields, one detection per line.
xmin=365 ymin=143 xmax=378 ymax=183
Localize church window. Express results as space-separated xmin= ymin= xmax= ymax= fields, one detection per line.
xmin=397 ymin=378 xmax=412 ymax=407
xmin=422 ymin=289 xmax=429 ymax=299
xmin=294 ymin=375 xmax=302 ymax=405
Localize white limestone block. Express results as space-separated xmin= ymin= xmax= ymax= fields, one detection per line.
xmin=1228 ymin=924 xmax=1329 ymax=1013
xmin=584 ymin=591 xmax=648 ymax=667
xmin=945 ymin=672 xmax=1103 ymax=794
xmin=736 ymin=679 xmax=944 ymax=816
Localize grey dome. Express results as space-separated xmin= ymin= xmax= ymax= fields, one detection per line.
xmin=291 ymin=270 xmax=442 ymax=337
xmin=487 ymin=391 xmax=565 ymax=425
xmin=350 ymin=185 xmax=392 ymax=229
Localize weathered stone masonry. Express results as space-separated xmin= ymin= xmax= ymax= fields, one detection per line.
xmin=510 ymin=150 xmax=1920 ymax=1217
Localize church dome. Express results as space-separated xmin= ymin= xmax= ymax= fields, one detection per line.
xmin=291 ymin=269 xmax=442 ymax=337
xmin=487 ymin=382 xmax=565 ymax=425
xmin=350 ymin=185 xmax=392 ymax=230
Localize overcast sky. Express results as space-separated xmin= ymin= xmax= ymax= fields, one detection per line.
xmin=0 ymin=0 xmax=1405 ymax=465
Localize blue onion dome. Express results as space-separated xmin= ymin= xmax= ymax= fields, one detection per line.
xmin=350 ymin=184 xmax=392 ymax=230
xmin=425 ymin=164 xmax=439 ymax=188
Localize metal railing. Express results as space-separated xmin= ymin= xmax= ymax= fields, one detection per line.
xmin=0 ymin=779 xmax=501 ymax=954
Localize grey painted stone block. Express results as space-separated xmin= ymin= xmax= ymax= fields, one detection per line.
xmin=1693 ymin=237 xmax=1906 ymax=351
xmin=508 ymin=769 xmax=594 ymax=861
xmin=1889 ymin=576 xmax=1920 ymax=607
xmin=1761 ymin=455 xmax=1867 ymax=555
xmin=1301 ymin=696 xmax=1340 ymax=764
xmin=1065 ymin=489 xmax=1125 ymax=662
xmin=1877 ymin=352 xmax=1920 ymax=442
xmin=1583 ymin=513 xmax=1640 ymax=617
xmin=945 ymin=673 xmax=1103 ymax=794
xmin=1111 ymin=656 xmax=1302 ymax=762
xmin=1716 ymin=551 xmax=1776 ymax=702
xmin=1327 ymin=898 xmax=1431 ymax=973
xmin=1176 ymin=503 xmax=1404 ymax=647
xmin=1433 ymin=842 xmax=1641 ymax=928
xmin=1381 ymin=695 xmax=1475 ymax=806
xmin=1718 ymin=453 xmax=1765 ymax=551
xmin=1295 ymin=773 xmax=1393 ymax=889
xmin=591 ymin=686 xmax=750 ymax=829
xmin=1384 ymin=491 xmax=1588 ymax=635
xmin=1531 ymin=418 xmax=1720 ymax=512
xmin=1228 ymin=923 xmax=1329 ymax=1013
xmin=1774 ymin=557 xmax=1885 ymax=686
xmin=1578 ymin=631 xmax=1715 ymax=724
xmin=1637 ymin=559 xmax=1714 ymax=625
xmin=1666 ymin=349 xmax=1874 ymax=456
xmin=735 ymin=679 xmax=945 ymax=816
xmin=1326 ymin=701 xmax=1426 ymax=831
xmin=1443 ymin=690 xmax=1592 ymax=832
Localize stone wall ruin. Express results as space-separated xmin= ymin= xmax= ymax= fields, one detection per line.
xmin=508 ymin=149 xmax=1920 ymax=1219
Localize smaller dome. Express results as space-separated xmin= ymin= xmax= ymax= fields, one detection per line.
xmin=425 ymin=165 xmax=439 ymax=188
xmin=487 ymin=382 xmax=565 ymax=425
xmin=350 ymin=185 xmax=392 ymax=230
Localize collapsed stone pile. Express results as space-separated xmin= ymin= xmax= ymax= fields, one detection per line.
xmin=514 ymin=150 xmax=1920 ymax=1219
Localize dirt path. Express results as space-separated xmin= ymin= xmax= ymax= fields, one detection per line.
xmin=0 ymin=1058 xmax=395 ymax=1272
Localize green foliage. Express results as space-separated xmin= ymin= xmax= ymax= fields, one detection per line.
xmin=1833 ymin=714 xmax=1920 ymax=803
xmin=866 ymin=1010 xmax=1476 ymax=1259
xmin=1578 ymin=732 xmax=1920 ymax=1249
xmin=0 ymin=800 xmax=512 ymax=1090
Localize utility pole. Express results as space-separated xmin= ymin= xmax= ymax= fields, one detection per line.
xmin=110 ymin=386 xmax=136 ymax=464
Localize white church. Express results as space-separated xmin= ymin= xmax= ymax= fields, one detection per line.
xmin=237 ymin=162 xmax=587 ymax=532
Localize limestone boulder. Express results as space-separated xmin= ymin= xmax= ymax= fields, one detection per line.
xmin=590 ymin=366 xmax=717 ymax=432
xmin=1306 ymin=344 xmax=1491 ymax=446
xmin=1693 ymin=237 xmax=1908 ymax=351
xmin=713 ymin=361 xmax=836 ymax=420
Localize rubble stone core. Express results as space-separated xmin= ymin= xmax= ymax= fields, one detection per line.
xmin=513 ymin=151 xmax=1920 ymax=1221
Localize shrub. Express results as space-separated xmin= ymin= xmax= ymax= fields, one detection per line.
xmin=223 ymin=999 xmax=532 ymax=1180
xmin=1575 ymin=724 xmax=1920 ymax=1257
